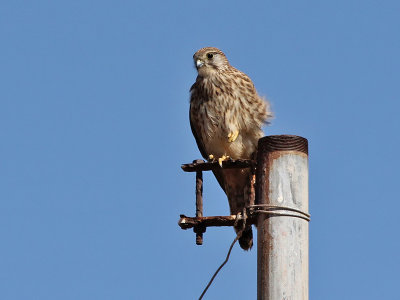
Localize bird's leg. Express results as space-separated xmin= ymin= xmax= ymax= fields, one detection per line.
xmin=227 ymin=130 xmax=239 ymax=143
xmin=218 ymin=154 xmax=230 ymax=167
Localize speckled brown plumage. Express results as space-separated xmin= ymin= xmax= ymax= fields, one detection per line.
xmin=189 ymin=47 xmax=273 ymax=250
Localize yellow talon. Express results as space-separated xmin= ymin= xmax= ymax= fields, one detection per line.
xmin=228 ymin=130 xmax=239 ymax=143
xmin=218 ymin=155 xmax=230 ymax=167
xmin=208 ymin=154 xmax=214 ymax=160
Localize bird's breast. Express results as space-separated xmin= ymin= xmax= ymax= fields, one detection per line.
xmin=190 ymin=80 xmax=261 ymax=159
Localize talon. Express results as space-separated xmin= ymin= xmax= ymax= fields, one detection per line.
xmin=208 ymin=154 xmax=214 ymax=160
xmin=218 ymin=155 xmax=230 ymax=167
xmin=228 ymin=130 xmax=239 ymax=143
xmin=218 ymin=157 xmax=223 ymax=167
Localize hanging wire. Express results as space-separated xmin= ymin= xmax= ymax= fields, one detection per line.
xmin=197 ymin=204 xmax=310 ymax=299
xmin=198 ymin=211 xmax=247 ymax=300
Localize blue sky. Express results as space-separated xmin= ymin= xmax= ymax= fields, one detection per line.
xmin=1 ymin=1 xmax=399 ymax=299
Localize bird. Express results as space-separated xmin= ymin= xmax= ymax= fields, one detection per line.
xmin=189 ymin=47 xmax=272 ymax=250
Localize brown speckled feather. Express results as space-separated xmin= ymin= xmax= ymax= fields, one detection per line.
xmin=189 ymin=106 xmax=227 ymax=192
xmin=189 ymin=47 xmax=273 ymax=250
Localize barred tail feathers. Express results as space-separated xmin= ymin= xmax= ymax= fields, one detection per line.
xmin=222 ymin=168 xmax=254 ymax=250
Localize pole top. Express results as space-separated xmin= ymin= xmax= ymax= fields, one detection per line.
xmin=258 ymin=135 xmax=308 ymax=155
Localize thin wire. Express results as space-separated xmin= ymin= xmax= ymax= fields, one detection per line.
xmin=254 ymin=210 xmax=310 ymax=222
xmin=248 ymin=204 xmax=310 ymax=222
xmin=197 ymin=205 xmax=309 ymax=299
xmin=198 ymin=212 xmax=246 ymax=300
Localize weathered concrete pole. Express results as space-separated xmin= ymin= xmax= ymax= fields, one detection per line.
xmin=256 ymin=135 xmax=309 ymax=300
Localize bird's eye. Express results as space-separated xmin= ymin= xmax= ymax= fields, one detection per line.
xmin=207 ymin=53 xmax=214 ymax=59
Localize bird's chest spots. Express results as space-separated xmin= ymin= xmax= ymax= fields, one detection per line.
xmin=197 ymin=99 xmax=229 ymax=134
xmin=195 ymin=101 xmax=237 ymax=156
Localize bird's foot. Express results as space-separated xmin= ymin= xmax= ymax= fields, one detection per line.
xmin=218 ymin=155 xmax=230 ymax=167
xmin=228 ymin=130 xmax=239 ymax=143
xmin=208 ymin=154 xmax=231 ymax=167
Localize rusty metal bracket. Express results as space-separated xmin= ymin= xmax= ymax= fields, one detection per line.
xmin=181 ymin=159 xmax=255 ymax=172
xmin=179 ymin=159 xmax=256 ymax=245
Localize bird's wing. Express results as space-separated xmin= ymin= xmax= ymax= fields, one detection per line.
xmin=189 ymin=105 xmax=208 ymax=159
xmin=211 ymin=168 xmax=227 ymax=195
xmin=189 ymin=104 xmax=226 ymax=193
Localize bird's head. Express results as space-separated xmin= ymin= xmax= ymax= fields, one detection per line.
xmin=193 ymin=47 xmax=230 ymax=77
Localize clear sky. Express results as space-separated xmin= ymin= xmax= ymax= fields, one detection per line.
xmin=1 ymin=1 xmax=399 ymax=299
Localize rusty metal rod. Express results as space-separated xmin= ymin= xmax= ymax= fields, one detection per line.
xmin=193 ymin=159 xmax=205 ymax=245
xmin=178 ymin=214 xmax=256 ymax=230
xmin=181 ymin=159 xmax=255 ymax=172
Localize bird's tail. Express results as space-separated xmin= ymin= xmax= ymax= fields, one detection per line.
xmin=238 ymin=226 xmax=253 ymax=250
xmin=216 ymin=167 xmax=255 ymax=251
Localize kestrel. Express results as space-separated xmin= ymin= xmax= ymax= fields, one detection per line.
xmin=189 ymin=47 xmax=272 ymax=250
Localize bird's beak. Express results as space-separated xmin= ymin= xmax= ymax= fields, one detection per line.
xmin=196 ymin=59 xmax=204 ymax=68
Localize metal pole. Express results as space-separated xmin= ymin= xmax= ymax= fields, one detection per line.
xmin=256 ymin=135 xmax=309 ymax=300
